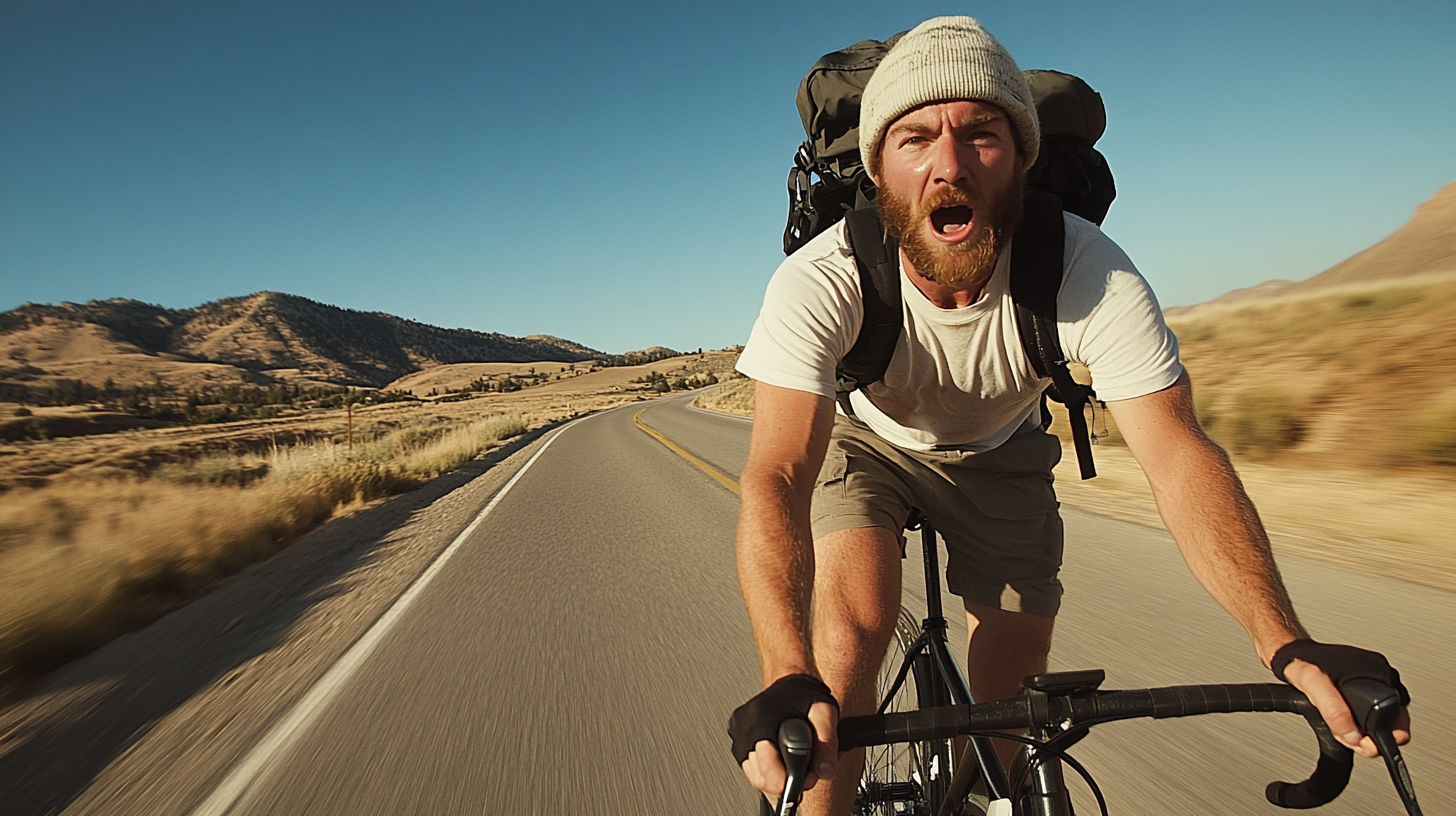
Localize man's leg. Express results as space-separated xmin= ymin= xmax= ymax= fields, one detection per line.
xmin=964 ymin=599 xmax=1055 ymax=767
xmin=803 ymin=526 xmax=903 ymax=816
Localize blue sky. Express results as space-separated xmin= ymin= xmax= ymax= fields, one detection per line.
xmin=3 ymin=1 xmax=1453 ymax=354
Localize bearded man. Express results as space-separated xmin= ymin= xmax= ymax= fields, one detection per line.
xmin=729 ymin=15 xmax=1409 ymax=816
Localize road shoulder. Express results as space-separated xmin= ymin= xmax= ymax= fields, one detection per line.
xmin=1052 ymin=442 xmax=1456 ymax=594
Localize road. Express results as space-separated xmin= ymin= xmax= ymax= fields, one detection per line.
xmin=5 ymin=395 xmax=1452 ymax=814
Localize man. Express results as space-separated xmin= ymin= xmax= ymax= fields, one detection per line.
xmin=729 ymin=16 xmax=1409 ymax=816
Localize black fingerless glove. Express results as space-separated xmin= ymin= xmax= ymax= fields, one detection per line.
xmin=728 ymin=674 xmax=839 ymax=763
xmin=1271 ymin=639 xmax=1411 ymax=705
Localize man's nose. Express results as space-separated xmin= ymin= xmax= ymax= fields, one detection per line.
xmin=929 ymin=134 xmax=971 ymax=186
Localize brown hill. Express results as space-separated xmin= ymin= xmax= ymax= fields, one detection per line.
xmin=1167 ymin=180 xmax=1456 ymax=319
xmin=1163 ymin=279 xmax=1297 ymax=317
xmin=1289 ymin=179 xmax=1456 ymax=292
xmin=0 ymin=292 xmax=605 ymax=394
xmin=1166 ymin=277 xmax=1456 ymax=468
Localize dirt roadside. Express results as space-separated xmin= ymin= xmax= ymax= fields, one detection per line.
xmin=1052 ymin=441 xmax=1456 ymax=594
xmin=0 ymin=422 xmax=581 ymax=816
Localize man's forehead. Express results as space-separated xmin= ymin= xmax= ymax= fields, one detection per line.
xmin=887 ymin=100 xmax=1007 ymax=131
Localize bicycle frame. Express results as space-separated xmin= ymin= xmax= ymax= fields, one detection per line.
xmin=875 ymin=517 xmax=1017 ymax=814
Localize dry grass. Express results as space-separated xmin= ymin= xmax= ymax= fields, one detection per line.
xmin=692 ymin=376 xmax=755 ymax=417
xmin=1402 ymin=387 xmax=1456 ymax=466
xmin=1050 ymin=438 xmax=1456 ymax=594
xmin=1164 ymin=274 xmax=1456 ymax=469
xmin=386 ymin=349 xmax=742 ymax=398
xmin=0 ymin=411 xmax=526 ymax=696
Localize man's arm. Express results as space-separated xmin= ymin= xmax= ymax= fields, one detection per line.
xmin=737 ymin=381 xmax=837 ymax=680
xmin=734 ymin=381 xmax=839 ymax=792
xmin=1108 ymin=370 xmax=1409 ymax=756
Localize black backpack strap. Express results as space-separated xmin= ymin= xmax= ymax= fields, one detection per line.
xmin=1012 ymin=190 xmax=1099 ymax=480
xmin=835 ymin=204 xmax=901 ymax=414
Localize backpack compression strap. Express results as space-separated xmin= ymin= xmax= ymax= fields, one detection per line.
xmin=836 ymin=204 xmax=901 ymax=408
xmin=1011 ymin=190 xmax=1099 ymax=479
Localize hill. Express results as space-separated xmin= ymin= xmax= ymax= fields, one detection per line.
xmin=1156 ymin=179 xmax=1456 ymax=469
xmin=1168 ymin=180 xmax=1456 ymax=318
xmin=1288 ymin=179 xmax=1456 ymax=292
xmin=0 ymin=292 xmax=608 ymax=395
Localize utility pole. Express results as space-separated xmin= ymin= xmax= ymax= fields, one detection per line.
xmin=347 ymin=396 xmax=353 ymax=452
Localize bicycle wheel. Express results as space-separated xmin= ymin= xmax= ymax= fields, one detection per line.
xmin=856 ymin=607 xmax=960 ymax=816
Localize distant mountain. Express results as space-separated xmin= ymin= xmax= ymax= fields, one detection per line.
xmin=0 ymin=291 xmax=610 ymax=390
xmin=1167 ymin=179 xmax=1456 ymax=317
xmin=1163 ymin=279 xmax=1298 ymax=316
xmin=1290 ymin=179 xmax=1456 ymax=292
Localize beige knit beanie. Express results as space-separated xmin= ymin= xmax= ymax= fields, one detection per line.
xmin=860 ymin=16 xmax=1039 ymax=181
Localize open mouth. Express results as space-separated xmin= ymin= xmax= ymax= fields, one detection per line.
xmin=929 ymin=205 xmax=974 ymax=241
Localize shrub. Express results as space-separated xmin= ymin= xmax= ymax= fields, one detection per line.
xmin=1403 ymin=392 xmax=1456 ymax=466
xmin=1216 ymin=387 xmax=1304 ymax=458
xmin=154 ymin=453 xmax=271 ymax=487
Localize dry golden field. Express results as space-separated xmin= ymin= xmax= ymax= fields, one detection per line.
xmin=692 ymin=376 xmax=755 ymax=417
xmin=1166 ymin=273 xmax=1456 ymax=469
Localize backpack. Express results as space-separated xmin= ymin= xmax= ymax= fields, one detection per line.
xmin=783 ymin=41 xmax=1114 ymax=479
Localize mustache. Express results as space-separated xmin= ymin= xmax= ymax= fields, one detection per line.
xmin=919 ymin=184 xmax=980 ymax=214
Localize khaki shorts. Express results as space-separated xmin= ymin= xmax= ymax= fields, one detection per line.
xmin=811 ymin=415 xmax=1065 ymax=617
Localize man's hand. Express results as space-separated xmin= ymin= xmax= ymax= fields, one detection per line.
xmin=1273 ymin=639 xmax=1412 ymax=758
xmin=730 ymin=674 xmax=840 ymax=797
xmin=739 ymin=699 xmax=838 ymax=799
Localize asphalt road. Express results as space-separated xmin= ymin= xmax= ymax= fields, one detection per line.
xmin=20 ymin=395 xmax=1449 ymax=815
xmin=215 ymin=399 xmax=766 ymax=815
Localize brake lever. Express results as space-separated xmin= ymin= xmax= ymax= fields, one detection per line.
xmin=773 ymin=718 xmax=814 ymax=816
xmin=1341 ymin=679 xmax=1421 ymax=816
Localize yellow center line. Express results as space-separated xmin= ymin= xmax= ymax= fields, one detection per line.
xmin=634 ymin=407 xmax=740 ymax=495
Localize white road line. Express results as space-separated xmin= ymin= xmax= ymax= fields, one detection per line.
xmin=189 ymin=421 xmax=577 ymax=816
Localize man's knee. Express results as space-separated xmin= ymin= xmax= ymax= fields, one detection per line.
xmin=811 ymin=526 xmax=903 ymax=675
xmin=964 ymin=599 xmax=1055 ymax=699
xmin=965 ymin=599 xmax=1056 ymax=650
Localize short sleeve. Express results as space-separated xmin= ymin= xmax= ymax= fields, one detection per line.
xmin=1056 ymin=216 xmax=1184 ymax=402
xmin=735 ymin=226 xmax=863 ymax=399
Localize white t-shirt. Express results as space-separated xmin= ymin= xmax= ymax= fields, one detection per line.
xmin=736 ymin=213 xmax=1183 ymax=452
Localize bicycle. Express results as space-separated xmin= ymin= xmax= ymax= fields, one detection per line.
xmin=760 ymin=518 xmax=1422 ymax=816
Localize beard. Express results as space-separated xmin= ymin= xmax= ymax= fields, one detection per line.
xmin=879 ymin=173 xmax=1025 ymax=289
